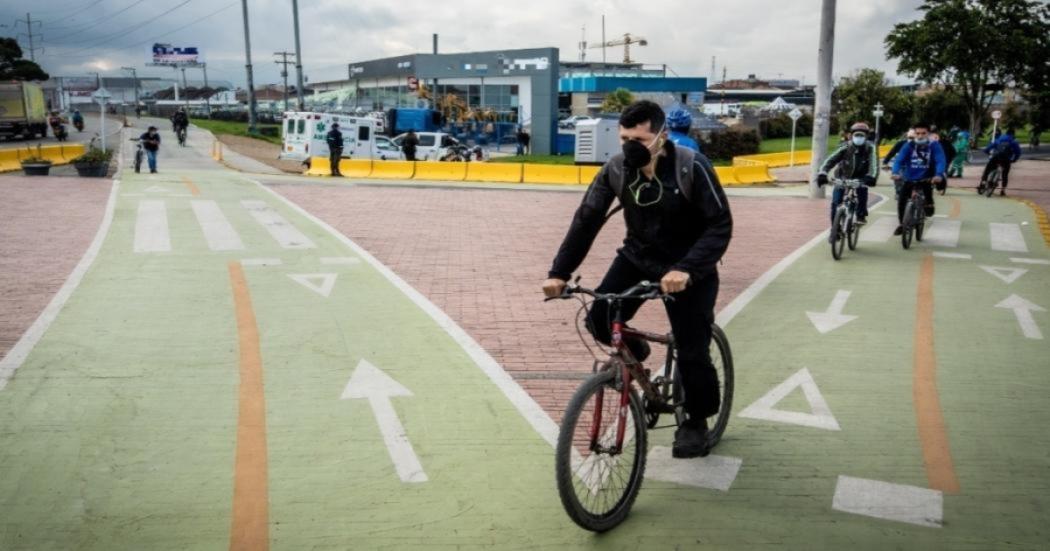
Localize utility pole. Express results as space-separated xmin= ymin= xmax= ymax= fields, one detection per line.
xmin=274 ymin=51 xmax=293 ymax=112
xmin=601 ymin=14 xmax=606 ymax=63
xmin=291 ymin=0 xmax=306 ymax=111
xmin=180 ymin=66 xmax=190 ymax=109
xmin=808 ymin=0 xmax=836 ymax=199
xmin=240 ymin=0 xmax=258 ymax=133
xmin=201 ymin=63 xmax=211 ymax=117
xmin=121 ymin=66 xmax=140 ymax=115
xmin=16 ymin=13 xmax=41 ymax=61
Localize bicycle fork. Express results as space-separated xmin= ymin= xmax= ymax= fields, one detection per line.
xmin=589 ymin=321 xmax=633 ymax=456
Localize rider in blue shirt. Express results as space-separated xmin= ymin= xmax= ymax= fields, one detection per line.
xmin=666 ymin=107 xmax=701 ymax=153
xmin=892 ymin=122 xmax=946 ymax=235
xmin=980 ymin=130 xmax=1022 ymax=195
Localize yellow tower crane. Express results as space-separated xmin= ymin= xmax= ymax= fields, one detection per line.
xmin=589 ymin=33 xmax=649 ymax=64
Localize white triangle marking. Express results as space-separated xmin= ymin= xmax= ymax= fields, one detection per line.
xmin=738 ymin=367 xmax=840 ymax=430
xmin=288 ymin=273 xmax=338 ymax=297
xmin=979 ymin=265 xmax=1027 ymax=284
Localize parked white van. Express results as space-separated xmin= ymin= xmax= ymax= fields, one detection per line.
xmin=280 ymin=112 xmax=386 ymax=162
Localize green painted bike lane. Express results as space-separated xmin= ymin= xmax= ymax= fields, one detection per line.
xmin=690 ymin=189 xmax=1050 ymax=549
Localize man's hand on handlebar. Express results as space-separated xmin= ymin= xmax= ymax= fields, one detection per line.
xmin=542 ymin=278 xmax=567 ymax=299
xmin=660 ymin=270 xmax=690 ymax=294
xmin=932 ymin=175 xmax=944 ymax=184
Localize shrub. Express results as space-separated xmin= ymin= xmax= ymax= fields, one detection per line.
xmin=760 ymin=113 xmax=813 ymax=139
xmin=702 ymin=128 xmax=760 ymax=160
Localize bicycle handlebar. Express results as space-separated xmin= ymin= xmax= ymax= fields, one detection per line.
xmin=831 ymin=178 xmax=863 ymax=188
xmin=545 ymin=280 xmax=673 ymax=303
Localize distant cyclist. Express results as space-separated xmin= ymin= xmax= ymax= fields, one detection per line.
xmin=817 ymin=122 xmax=878 ymax=237
xmin=980 ymin=129 xmax=1022 ymax=196
xmin=171 ymin=108 xmax=189 ymax=144
xmin=666 ymin=106 xmax=701 ymax=153
xmin=891 ymin=122 xmax=945 ymax=235
xmin=882 ymin=128 xmax=914 ymax=168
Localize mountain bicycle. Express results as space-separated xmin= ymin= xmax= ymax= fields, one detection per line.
xmin=176 ymin=126 xmax=187 ymax=147
xmin=829 ymin=178 xmax=863 ymax=260
xmin=131 ymin=138 xmax=144 ymax=173
xmin=547 ymin=280 xmax=733 ymax=532
xmin=978 ymin=164 xmax=1002 ymax=197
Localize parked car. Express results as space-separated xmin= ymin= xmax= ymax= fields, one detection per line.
xmin=391 ymin=132 xmax=460 ymax=161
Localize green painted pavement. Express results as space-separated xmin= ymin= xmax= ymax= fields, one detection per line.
xmin=1 ymin=130 xmax=1048 ymax=550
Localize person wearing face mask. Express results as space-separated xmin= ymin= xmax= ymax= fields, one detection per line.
xmin=883 ymin=128 xmax=915 ymax=168
xmin=930 ymin=131 xmax=956 ymax=193
xmin=542 ymin=100 xmax=732 ymax=459
xmin=816 ymin=122 xmax=879 ymax=236
xmin=892 ymin=122 xmax=946 ymax=235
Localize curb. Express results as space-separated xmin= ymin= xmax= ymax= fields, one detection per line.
xmin=1016 ymin=197 xmax=1050 ymax=248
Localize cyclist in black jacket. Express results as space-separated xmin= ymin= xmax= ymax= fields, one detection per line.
xmin=542 ymin=100 xmax=732 ymax=459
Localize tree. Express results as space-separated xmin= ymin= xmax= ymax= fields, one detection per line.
xmin=912 ymin=87 xmax=971 ymax=132
xmin=831 ymin=68 xmax=913 ymax=141
xmin=885 ymin=0 xmax=1050 ymax=136
xmin=600 ymin=88 xmax=634 ymax=113
xmin=0 ymin=38 xmax=49 ymax=81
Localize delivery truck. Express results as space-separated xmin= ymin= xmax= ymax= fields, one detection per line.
xmin=0 ymin=81 xmax=48 ymax=140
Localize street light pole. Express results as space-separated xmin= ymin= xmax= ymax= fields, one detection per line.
xmin=292 ymin=0 xmax=306 ymax=111
xmin=240 ymin=0 xmax=258 ymax=133
xmin=808 ymin=0 xmax=837 ymax=199
xmin=180 ymin=66 xmax=190 ymax=110
xmin=872 ymin=102 xmax=885 ymax=145
xmin=121 ymin=66 xmax=140 ymax=116
xmin=201 ymin=63 xmax=212 ymax=118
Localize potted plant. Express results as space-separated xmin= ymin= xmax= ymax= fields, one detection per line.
xmin=71 ymin=141 xmax=113 ymax=178
xmin=20 ymin=144 xmax=52 ymax=176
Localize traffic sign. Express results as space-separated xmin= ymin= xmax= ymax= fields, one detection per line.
xmin=992 ymin=110 xmax=1002 ymax=120
xmin=788 ymin=108 xmax=803 ymax=121
xmin=92 ymin=88 xmax=112 ymax=103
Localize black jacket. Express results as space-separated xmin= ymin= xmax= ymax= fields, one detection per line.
xmin=326 ymin=128 xmax=344 ymax=149
xmin=139 ymin=131 xmax=161 ymax=151
xmin=402 ymin=134 xmax=419 ymax=154
xmin=819 ymin=142 xmax=879 ymax=184
xmin=549 ymin=143 xmax=732 ymax=281
xmin=883 ymin=139 xmax=909 ymax=165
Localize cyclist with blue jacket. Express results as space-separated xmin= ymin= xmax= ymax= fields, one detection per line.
xmin=666 ymin=107 xmax=701 ymax=153
xmin=980 ymin=130 xmax=1022 ymax=196
xmin=892 ymin=122 xmax=945 ymax=235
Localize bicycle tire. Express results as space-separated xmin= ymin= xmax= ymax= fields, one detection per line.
xmin=847 ymin=214 xmax=860 ymax=251
xmin=985 ymin=173 xmax=998 ymax=197
xmin=670 ymin=324 xmax=734 ymax=449
xmin=134 ymin=150 xmax=142 ymax=173
xmin=915 ymin=215 xmax=925 ymax=242
xmin=831 ymin=209 xmax=846 ymax=260
xmin=902 ymin=202 xmax=914 ymax=249
xmin=556 ymin=368 xmax=647 ymax=533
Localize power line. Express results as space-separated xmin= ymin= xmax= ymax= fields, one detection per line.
xmin=40 ymin=0 xmax=106 ymax=25
xmin=52 ymin=0 xmax=194 ymax=50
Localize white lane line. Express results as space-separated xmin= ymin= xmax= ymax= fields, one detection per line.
xmin=1 ymin=180 xmax=121 ymax=391
xmin=241 ymin=199 xmax=316 ymax=249
xmin=933 ymin=252 xmax=972 ymax=260
xmin=251 ymin=179 xmax=561 ymax=447
xmin=990 ymin=223 xmax=1028 ymax=253
xmin=191 ymin=200 xmax=245 ymax=251
xmin=1011 ymin=257 xmax=1050 ymax=265
xmin=241 ymin=258 xmax=283 ymax=266
xmin=860 ymin=216 xmax=897 ymax=243
xmin=321 ymin=257 xmax=362 ymax=265
xmin=133 ymin=200 xmax=171 ymax=253
xmin=832 ymin=475 xmax=942 ymax=528
xmin=922 ymin=219 xmax=961 ymax=248
xmin=646 ymin=447 xmax=742 ymax=491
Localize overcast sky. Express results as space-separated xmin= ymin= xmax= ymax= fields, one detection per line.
xmin=4 ymin=0 xmax=925 ymax=87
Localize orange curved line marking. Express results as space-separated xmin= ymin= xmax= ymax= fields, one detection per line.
xmin=949 ymin=197 xmax=961 ymax=219
xmin=914 ymin=254 xmax=959 ymax=494
xmin=182 ymin=176 xmax=201 ymax=196
xmin=228 ymin=261 xmax=270 ymax=550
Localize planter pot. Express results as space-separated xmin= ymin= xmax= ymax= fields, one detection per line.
xmin=21 ymin=163 xmax=52 ymax=176
xmin=73 ymin=162 xmax=109 ymax=178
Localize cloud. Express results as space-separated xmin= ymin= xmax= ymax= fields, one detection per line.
xmin=2 ymin=0 xmax=926 ymax=87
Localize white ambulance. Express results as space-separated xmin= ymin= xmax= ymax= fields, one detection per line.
xmin=279 ymin=112 xmax=394 ymax=162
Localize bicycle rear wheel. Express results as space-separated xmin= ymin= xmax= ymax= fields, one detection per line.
xmin=671 ymin=324 xmax=734 ymax=449
xmin=985 ymin=171 xmax=999 ymax=197
xmin=556 ymin=367 xmax=647 ymax=532
xmin=134 ymin=150 xmax=142 ymax=173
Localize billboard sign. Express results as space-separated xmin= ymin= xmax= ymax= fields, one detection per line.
xmin=151 ymin=43 xmax=201 ymax=65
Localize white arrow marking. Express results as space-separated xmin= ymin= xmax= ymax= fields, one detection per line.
xmin=979 ymin=266 xmax=1028 ymax=285
xmin=738 ymin=368 xmax=840 ymax=430
xmin=995 ymin=294 xmax=1046 ymax=340
xmin=806 ymin=290 xmax=858 ymax=334
xmin=288 ymin=273 xmax=337 ymax=297
xmin=341 ymin=360 xmax=427 ymax=483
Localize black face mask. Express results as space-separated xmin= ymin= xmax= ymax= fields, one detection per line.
xmin=622 ymin=140 xmax=652 ymax=170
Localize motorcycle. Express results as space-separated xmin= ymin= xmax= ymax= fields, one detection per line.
xmin=73 ymin=118 xmax=84 ymax=132
xmin=50 ymin=123 xmax=68 ymax=142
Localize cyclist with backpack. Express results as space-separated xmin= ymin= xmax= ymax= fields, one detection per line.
xmin=817 ymin=122 xmax=879 ymax=238
xmin=666 ymin=106 xmax=701 ymax=153
xmin=891 ymin=122 xmax=945 ymax=235
xmin=980 ymin=130 xmax=1022 ymax=196
xmin=542 ymin=100 xmax=732 ymax=459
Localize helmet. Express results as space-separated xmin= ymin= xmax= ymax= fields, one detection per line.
xmin=666 ymin=107 xmax=693 ymax=132
xmin=849 ymin=122 xmax=871 ymax=134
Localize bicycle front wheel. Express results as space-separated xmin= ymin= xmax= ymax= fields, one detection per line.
xmin=556 ymin=367 xmax=647 ymax=533
xmin=831 ymin=209 xmax=846 ymax=260
xmin=902 ymin=202 xmax=915 ymax=249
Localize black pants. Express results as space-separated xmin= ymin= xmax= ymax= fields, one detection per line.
xmin=982 ymin=158 xmax=1012 ymax=188
xmin=330 ymin=147 xmax=343 ymax=176
xmin=585 ymin=254 xmax=720 ymax=420
xmin=405 ymin=150 xmax=416 ymax=161
xmin=898 ymin=180 xmax=935 ymax=223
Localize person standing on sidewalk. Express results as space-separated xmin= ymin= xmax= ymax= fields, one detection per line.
xmin=326 ymin=123 xmax=344 ymax=177
xmin=402 ymin=129 xmax=419 ymax=161
xmin=139 ymin=126 xmax=162 ymax=174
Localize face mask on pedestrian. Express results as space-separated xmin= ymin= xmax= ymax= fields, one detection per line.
xmin=851 ymin=133 xmax=867 ymax=146
xmin=622 ymin=123 xmax=666 ymax=170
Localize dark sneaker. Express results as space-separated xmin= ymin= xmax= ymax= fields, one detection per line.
xmin=672 ymin=419 xmax=710 ymax=458
xmin=893 ymin=225 xmax=903 ymax=236
xmin=857 ymin=215 xmax=867 ymax=225
xmin=1000 ymin=189 xmax=1006 ymax=196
